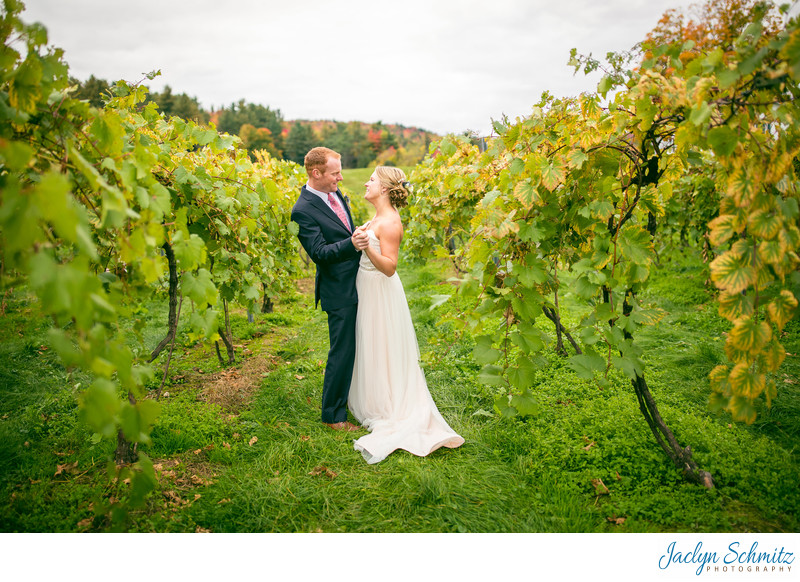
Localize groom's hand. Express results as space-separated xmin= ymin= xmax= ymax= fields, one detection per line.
xmin=351 ymin=228 xmax=369 ymax=250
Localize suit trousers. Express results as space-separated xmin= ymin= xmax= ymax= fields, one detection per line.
xmin=321 ymin=303 xmax=358 ymax=423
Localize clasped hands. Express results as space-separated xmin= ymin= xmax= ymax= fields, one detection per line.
xmin=351 ymin=224 xmax=370 ymax=251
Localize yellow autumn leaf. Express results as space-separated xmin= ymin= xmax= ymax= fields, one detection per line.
xmin=728 ymin=362 xmax=766 ymax=400
xmin=540 ymin=159 xmax=566 ymax=191
xmin=758 ymin=240 xmax=782 ymax=265
xmin=729 ymin=239 xmax=752 ymax=259
xmin=710 ymin=250 xmax=755 ymax=294
xmin=724 ymin=337 xmax=751 ymax=364
xmin=717 ymin=290 xmax=754 ymax=322
xmin=726 ymin=164 xmax=759 ymax=208
xmin=778 ymin=225 xmax=800 ymax=253
xmin=753 ymin=253 xmax=774 ymax=291
xmin=761 ymin=339 xmax=787 ymax=373
xmin=728 ymin=316 xmax=772 ymax=356
xmin=709 ymin=364 xmax=732 ymax=394
xmin=709 ymin=364 xmax=730 ymax=385
xmin=766 ymin=290 xmax=798 ymax=331
xmin=513 ymin=179 xmax=540 ymax=209
xmin=708 ymin=389 xmax=730 ymax=414
xmin=770 ymin=251 xmax=800 ymax=279
xmin=579 ymin=128 xmax=602 ymax=149
xmin=765 ymin=151 xmax=794 ymax=184
xmin=747 ymin=209 xmax=781 ymax=240
xmin=708 ymin=214 xmax=738 ymax=247
xmin=765 ymin=379 xmax=777 ymax=408
xmin=729 ymin=394 xmax=758 ymax=424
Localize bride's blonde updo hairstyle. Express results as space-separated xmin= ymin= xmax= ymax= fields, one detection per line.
xmin=375 ymin=166 xmax=410 ymax=208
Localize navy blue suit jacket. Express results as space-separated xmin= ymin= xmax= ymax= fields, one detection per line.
xmin=291 ymin=186 xmax=360 ymax=310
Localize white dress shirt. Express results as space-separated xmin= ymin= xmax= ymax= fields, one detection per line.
xmin=306 ymin=183 xmax=340 ymax=211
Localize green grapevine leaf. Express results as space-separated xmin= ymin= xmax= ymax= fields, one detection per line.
xmin=182 ymin=269 xmax=218 ymax=306
xmin=473 ymin=335 xmax=501 ymax=365
xmin=618 ymin=226 xmax=653 ymax=265
xmin=611 ymin=354 xmax=644 ymax=380
xmin=690 ymin=101 xmax=712 ymax=126
xmin=707 ymin=126 xmax=738 ymax=157
xmin=429 ymin=294 xmax=451 ymax=310
xmin=478 ymin=364 xmax=504 ymax=386
xmin=568 ymin=353 xmax=606 ymax=379
xmin=79 ymin=378 xmax=121 ymax=438
xmin=509 ymin=356 xmax=540 ymax=391
xmin=509 ymin=389 xmax=540 ymax=416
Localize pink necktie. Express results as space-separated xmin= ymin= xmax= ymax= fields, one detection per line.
xmin=328 ymin=193 xmax=351 ymax=232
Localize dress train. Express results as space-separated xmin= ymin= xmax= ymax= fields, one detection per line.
xmin=348 ymin=230 xmax=464 ymax=464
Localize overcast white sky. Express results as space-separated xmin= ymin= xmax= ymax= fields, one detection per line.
xmin=21 ymin=0 xmax=706 ymax=135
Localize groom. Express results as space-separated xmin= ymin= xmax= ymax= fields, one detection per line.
xmin=291 ymin=147 xmax=369 ymax=431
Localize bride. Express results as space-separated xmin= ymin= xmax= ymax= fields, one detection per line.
xmin=348 ymin=166 xmax=464 ymax=464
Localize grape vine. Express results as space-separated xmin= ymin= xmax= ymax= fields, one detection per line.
xmin=406 ymin=5 xmax=800 ymax=486
xmin=0 ymin=1 xmax=302 ymax=523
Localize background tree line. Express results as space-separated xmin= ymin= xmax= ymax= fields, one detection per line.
xmin=69 ymin=75 xmax=438 ymax=168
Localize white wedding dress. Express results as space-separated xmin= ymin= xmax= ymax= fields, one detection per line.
xmin=348 ymin=229 xmax=465 ymax=464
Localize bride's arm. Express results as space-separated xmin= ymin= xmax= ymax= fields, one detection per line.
xmin=364 ymin=223 xmax=401 ymax=277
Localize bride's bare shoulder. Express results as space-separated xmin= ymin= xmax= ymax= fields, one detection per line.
xmin=376 ymin=215 xmax=403 ymax=238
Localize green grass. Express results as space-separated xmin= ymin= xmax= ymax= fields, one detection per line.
xmin=340 ymin=166 xmax=414 ymax=226
xmin=0 ymin=247 xmax=798 ymax=532
xmin=340 ymin=166 xmax=374 ymax=196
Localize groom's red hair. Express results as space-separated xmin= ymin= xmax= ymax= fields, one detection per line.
xmin=304 ymin=147 xmax=341 ymax=175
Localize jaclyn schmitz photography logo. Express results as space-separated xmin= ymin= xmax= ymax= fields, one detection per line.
xmin=658 ymin=540 xmax=795 ymax=576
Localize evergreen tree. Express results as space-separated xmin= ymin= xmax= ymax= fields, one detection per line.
xmin=69 ymin=75 xmax=110 ymax=107
xmin=148 ymin=86 xmax=209 ymax=124
xmin=216 ymin=99 xmax=284 ymax=154
xmin=284 ymin=122 xmax=318 ymax=164
xmin=321 ymin=121 xmax=375 ymax=168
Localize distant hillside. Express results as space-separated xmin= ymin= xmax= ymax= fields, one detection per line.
xmin=69 ymin=76 xmax=436 ymax=168
xmin=279 ymin=119 xmax=440 ymax=168
xmin=283 ymin=119 xmax=437 ymax=142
